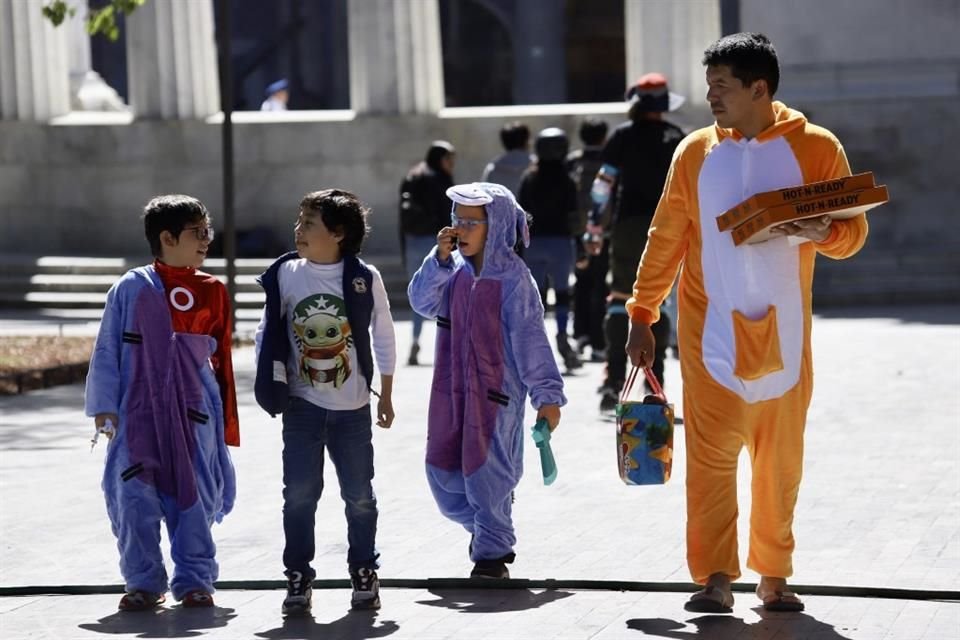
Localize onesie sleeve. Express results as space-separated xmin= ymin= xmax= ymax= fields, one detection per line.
xmin=504 ymin=273 xmax=567 ymax=410
xmin=813 ymin=142 xmax=869 ymax=259
xmin=84 ymin=281 xmax=125 ymax=417
xmin=407 ymin=246 xmax=459 ymax=319
xmin=625 ymin=144 xmax=693 ymax=324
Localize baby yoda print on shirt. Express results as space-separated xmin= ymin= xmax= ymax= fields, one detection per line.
xmin=292 ymin=294 xmax=353 ymax=388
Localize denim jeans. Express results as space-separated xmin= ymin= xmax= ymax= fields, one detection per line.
xmin=281 ymin=396 xmax=380 ymax=578
xmin=405 ymin=234 xmax=439 ymax=341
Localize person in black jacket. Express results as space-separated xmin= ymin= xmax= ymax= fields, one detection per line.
xmin=400 ymin=141 xmax=455 ymax=365
xmin=518 ymin=127 xmax=582 ymax=372
xmin=586 ymin=73 xmax=685 ymax=411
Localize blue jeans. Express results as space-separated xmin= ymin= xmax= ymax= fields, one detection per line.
xmin=281 ymin=396 xmax=379 ymax=578
xmin=405 ymin=234 xmax=439 ymax=341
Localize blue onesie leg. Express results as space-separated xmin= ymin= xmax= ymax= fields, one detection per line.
xmin=103 ymin=434 xmax=169 ymax=596
xmin=165 ymin=498 xmax=218 ymax=600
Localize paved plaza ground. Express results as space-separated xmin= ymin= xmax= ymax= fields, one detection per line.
xmin=1 ymin=306 xmax=958 ymax=639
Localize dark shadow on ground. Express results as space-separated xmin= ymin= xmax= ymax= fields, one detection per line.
xmin=626 ymin=611 xmax=854 ymax=639
xmin=77 ymin=605 xmax=237 ymax=638
xmin=813 ymin=303 xmax=960 ymax=326
xmin=416 ymin=587 xmax=574 ymax=613
xmin=255 ymin=609 xmax=399 ymax=639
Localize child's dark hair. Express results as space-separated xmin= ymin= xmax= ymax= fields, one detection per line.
xmin=142 ymin=194 xmax=210 ymax=258
xmin=702 ymin=32 xmax=780 ymax=97
xmin=300 ymin=188 xmax=370 ymax=256
xmin=579 ymin=118 xmax=608 ymax=146
xmin=500 ymin=121 xmax=530 ymax=151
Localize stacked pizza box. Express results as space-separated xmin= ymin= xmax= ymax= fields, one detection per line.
xmin=716 ymin=172 xmax=889 ymax=246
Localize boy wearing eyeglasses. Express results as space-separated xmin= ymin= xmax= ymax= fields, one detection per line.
xmin=408 ymin=182 xmax=566 ymax=579
xmin=85 ymin=195 xmax=238 ymax=611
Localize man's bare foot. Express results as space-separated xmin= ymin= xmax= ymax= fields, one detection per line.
xmin=757 ymin=576 xmax=804 ymax=612
xmin=684 ymin=572 xmax=734 ymax=613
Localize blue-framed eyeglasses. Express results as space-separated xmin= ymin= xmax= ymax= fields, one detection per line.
xmin=182 ymin=225 xmax=215 ymax=242
xmin=451 ymin=214 xmax=488 ymax=230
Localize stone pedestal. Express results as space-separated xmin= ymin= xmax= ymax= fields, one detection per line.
xmin=625 ymin=0 xmax=721 ymax=109
xmin=348 ymin=0 xmax=444 ymax=114
xmin=125 ymin=0 xmax=219 ymax=119
xmin=0 ymin=0 xmax=70 ymax=121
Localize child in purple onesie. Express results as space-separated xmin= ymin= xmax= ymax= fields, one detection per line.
xmin=408 ymin=182 xmax=566 ymax=579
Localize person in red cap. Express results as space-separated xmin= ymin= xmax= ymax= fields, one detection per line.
xmin=585 ymin=72 xmax=685 ymax=412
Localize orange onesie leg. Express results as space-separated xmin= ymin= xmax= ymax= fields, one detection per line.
xmin=684 ymin=372 xmax=811 ymax=584
xmin=744 ymin=382 xmax=809 ymax=579
xmin=683 ymin=383 xmax=746 ymax=584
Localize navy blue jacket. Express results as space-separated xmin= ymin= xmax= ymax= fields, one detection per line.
xmin=255 ymin=252 xmax=375 ymax=417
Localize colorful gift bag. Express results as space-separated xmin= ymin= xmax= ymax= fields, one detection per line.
xmin=616 ymin=366 xmax=674 ymax=485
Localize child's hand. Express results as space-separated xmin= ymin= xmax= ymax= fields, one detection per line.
xmin=537 ymin=404 xmax=561 ymax=432
xmin=436 ymin=226 xmax=458 ymax=262
xmin=95 ymin=413 xmax=119 ymax=440
xmin=376 ymin=396 xmax=395 ymax=429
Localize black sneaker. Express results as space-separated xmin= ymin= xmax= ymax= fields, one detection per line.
xmin=281 ymin=570 xmax=313 ymax=616
xmin=470 ymin=559 xmax=510 ymax=579
xmin=556 ymin=333 xmax=583 ymax=370
xmin=350 ymin=568 xmax=381 ymax=610
xmin=407 ymin=343 xmax=420 ymax=366
xmin=599 ymin=383 xmax=620 ymax=413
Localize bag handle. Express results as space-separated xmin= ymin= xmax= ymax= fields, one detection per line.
xmin=620 ymin=365 xmax=668 ymax=405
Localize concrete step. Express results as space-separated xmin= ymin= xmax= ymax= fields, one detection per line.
xmin=0 ymin=254 xmax=411 ymax=311
xmin=0 ymin=254 xmax=405 ymax=276
xmin=0 ymin=274 xmax=266 ymax=293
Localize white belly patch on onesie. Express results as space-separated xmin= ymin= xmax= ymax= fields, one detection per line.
xmin=697 ymin=137 xmax=805 ymax=403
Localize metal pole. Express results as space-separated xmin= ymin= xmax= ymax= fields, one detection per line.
xmin=215 ymin=0 xmax=237 ymax=332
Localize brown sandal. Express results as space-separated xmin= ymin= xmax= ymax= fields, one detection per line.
xmin=118 ymin=590 xmax=166 ymax=611
xmin=761 ymin=590 xmax=804 ymax=612
xmin=181 ymin=589 xmax=215 ymax=608
xmin=684 ymin=585 xmax=734 ymax=613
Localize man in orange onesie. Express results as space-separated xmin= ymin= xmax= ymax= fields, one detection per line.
xmin=625 ymin=33 xmax=868 ymax=613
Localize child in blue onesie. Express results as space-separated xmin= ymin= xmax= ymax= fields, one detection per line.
xmin=408 ymin=182 xmax=566 ymax=579
xmin=85 ymin=195 xmax=238 ymax=611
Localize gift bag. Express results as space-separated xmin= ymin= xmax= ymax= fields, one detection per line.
xmin=616 ymin=365 xmax=674 ymax=485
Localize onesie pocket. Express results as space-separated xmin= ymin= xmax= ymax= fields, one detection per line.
xmin=732 ymin=305 xmax=784 ymax=381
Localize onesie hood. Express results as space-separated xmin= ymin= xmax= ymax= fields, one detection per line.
xmin=716 ymin=100 xmax=807 ymax=144
xmin=446 ymin=182 xmax=529 ymax=278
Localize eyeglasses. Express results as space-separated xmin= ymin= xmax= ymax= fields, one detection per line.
xmin=451 ymin=215 xmax=488 ymax=230
xmin=181 ymin=225 xmax=215 ymax=242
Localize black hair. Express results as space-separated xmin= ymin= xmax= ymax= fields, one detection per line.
xmin=142 ymin=194 xmax=210 ymax=258
xmin=299 ymin=188 xmax=370 ymax=256
xmin=578 ymin=117 xmax=608 ymax=146
xmin=499 ymin=121 xmax=530 ymax=151
xmin=425 ymin=140 xmax=455 ymax=172
xmin=702 ymin=32 xmax=780 ymax=97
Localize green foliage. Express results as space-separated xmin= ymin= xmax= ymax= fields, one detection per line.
xmin=42 ymin=0 xmax=147 ymax=41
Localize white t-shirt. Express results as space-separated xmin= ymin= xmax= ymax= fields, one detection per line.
xmin=255 ymin=258 xmax=396 ymax=411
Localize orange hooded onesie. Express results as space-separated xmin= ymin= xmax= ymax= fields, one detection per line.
xmin=626 ymin=102 xmax=868 ymax=583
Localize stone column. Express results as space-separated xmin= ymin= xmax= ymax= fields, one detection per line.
xmin=625 ymin=0 xmax=721 ymax=108
xmin=0 ymin=0 xmax=70 ymax=120
xmin=348 ymin=0 xmax=445 ymax=115
xmin=513 ymin=0 xmax=566 ymax=104
xmin=125 ymin=0 xmax=219 ymax=119
xmin=66 ymin=5 xmax=128 ymax=111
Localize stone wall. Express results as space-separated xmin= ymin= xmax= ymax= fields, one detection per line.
xmin=2 ymin=96 xmax=958 ymax=303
